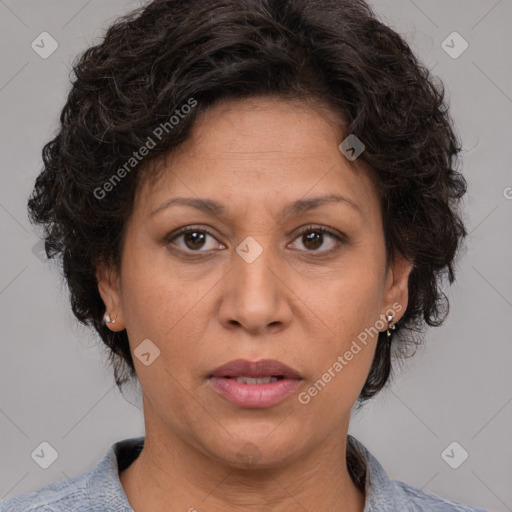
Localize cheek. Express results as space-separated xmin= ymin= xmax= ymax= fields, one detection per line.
xmin=296 ymin=287 xmax=380 ymax=413
xmin=290 ymin=265 xmax=383 ymax=397
xmin=119 ymin=248 xmax=214 ymax=380
xmin=119 ymin=241 xmax=181 ymax=331
xmin=298 ymin=265 xmax=384 ymax=342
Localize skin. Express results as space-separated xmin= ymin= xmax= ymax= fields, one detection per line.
xmin=97 ymin=96 xmax=413 ymax=512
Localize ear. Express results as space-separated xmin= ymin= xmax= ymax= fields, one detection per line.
xmin=381 ymin=253 xmax=414 ymax=323
xmin=96 ymin=264 xmax=125 ymax=331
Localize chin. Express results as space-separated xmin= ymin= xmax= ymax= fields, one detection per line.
xmin=205 ymin=432 xmax=305 ymax=470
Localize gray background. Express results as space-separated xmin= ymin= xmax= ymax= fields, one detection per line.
xmin=1 ymin=1 xmax=511 ymax=510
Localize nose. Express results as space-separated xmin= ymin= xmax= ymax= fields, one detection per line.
xmin=218 ymin=240 xmax=293 ymax=335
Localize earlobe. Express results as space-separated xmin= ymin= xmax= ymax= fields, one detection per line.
xmin=96 ymin=265 xmax=125 ymax=331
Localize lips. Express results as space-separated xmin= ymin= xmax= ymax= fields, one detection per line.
xmin=208 ymin=358 xmax=302 ymax=380
xmin=207 ymin=359 xmax=303 ymax=408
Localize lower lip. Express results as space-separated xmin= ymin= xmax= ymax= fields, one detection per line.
xmin=208 ymin=377 xmax=302 ymax=408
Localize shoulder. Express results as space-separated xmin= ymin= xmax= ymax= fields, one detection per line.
xmin=347 ymin=435 xmax=489 ymax=512
xmin=392 ymin=479 xmax=489 ymax=511
xmin=0 ymin=473 xmax=89 ymax=512
xmin=0 ymin=437 xmax=143 ymax=512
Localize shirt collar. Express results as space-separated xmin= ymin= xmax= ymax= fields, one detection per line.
xmin=89 ymin=435 xmax=409 ymax=511
xmin=348 ymin=435 xmax=410 ymax=511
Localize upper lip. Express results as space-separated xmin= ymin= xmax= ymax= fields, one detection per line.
xmin=209 ymin=359 xmax=302 ymax=379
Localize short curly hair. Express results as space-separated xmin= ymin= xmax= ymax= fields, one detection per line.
xmin=28 ymin=0 xmax=467 ymax=404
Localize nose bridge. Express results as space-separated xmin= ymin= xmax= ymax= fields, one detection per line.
xmin=220 ymin=235 xmax=288 ymax=331
xmin=235 ymin=234 xmax=278 ymax=305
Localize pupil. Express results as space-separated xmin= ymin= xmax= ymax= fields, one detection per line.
xmin=304 ymin=231 xmax=322 ymax=250
xmin=185 ymin=231 xmax=205 ymax=250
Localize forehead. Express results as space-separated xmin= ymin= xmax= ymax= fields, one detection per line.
xmin=189 ymin=96 xmax=344 ymax=154
xmin=134 ymin=96 xmax=379 ymax=222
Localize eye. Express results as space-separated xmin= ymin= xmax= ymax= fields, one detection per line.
xmin=166 ymin=225 xmax=345 ymax=256
xmin=167 ymin=227 xmax=225 ymax=253
xmin=289 ymin=225 xmax=344 ymax=255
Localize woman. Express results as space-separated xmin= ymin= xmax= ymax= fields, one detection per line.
xmin=0 ymin=0 xmax=488 ymax=510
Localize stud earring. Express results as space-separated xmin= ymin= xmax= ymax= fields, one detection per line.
xmin=104 ymin=313 xmax=116 ymax=325
xmin=386 ymin=314 xmax=395 ymax=338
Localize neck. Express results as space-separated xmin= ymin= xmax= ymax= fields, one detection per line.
xmin=120 ymin=425 xmax=366 ymax=512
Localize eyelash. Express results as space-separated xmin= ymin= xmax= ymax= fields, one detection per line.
xmin=165 ymin=224 xmax=345 ymax=257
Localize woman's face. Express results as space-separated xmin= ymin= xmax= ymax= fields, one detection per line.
xmin=98 ymin=96 xmax=411 ymax=468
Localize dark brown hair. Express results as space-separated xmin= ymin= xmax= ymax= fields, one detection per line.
xmin=28 ymin=0 xmax=466 ymax=412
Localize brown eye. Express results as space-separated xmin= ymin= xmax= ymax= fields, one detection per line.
xmin=183 ymin=231 xmax=207 ymax=250
xmin=302 ymin=230 xmax=324 ymax=250
xmin=290 ymin=226 xmax=344 ymax=255
xmin=167 ymin=227 xmax=224 ymax=253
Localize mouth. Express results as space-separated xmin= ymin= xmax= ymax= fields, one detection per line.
xmin=207 ymin=359 xmax=303 ymax=408
xmin=208 ymin=358 xmax=302 ymax=380
xmin=227 ymin=376 xmax=284 ymax=384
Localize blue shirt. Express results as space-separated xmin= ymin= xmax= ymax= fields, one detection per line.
xmin=0 ymin=435 xmax=488 ymax=511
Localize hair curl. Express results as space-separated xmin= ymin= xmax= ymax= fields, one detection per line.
xmin=28 ymin=0 xmax=466 ymax=411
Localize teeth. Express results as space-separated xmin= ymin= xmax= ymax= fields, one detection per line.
xmin=235 ymin=376 xmax=279 ymax=384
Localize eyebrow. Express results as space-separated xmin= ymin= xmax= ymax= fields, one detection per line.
xmin=148 ymin=193 xmax=362 ymax=219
